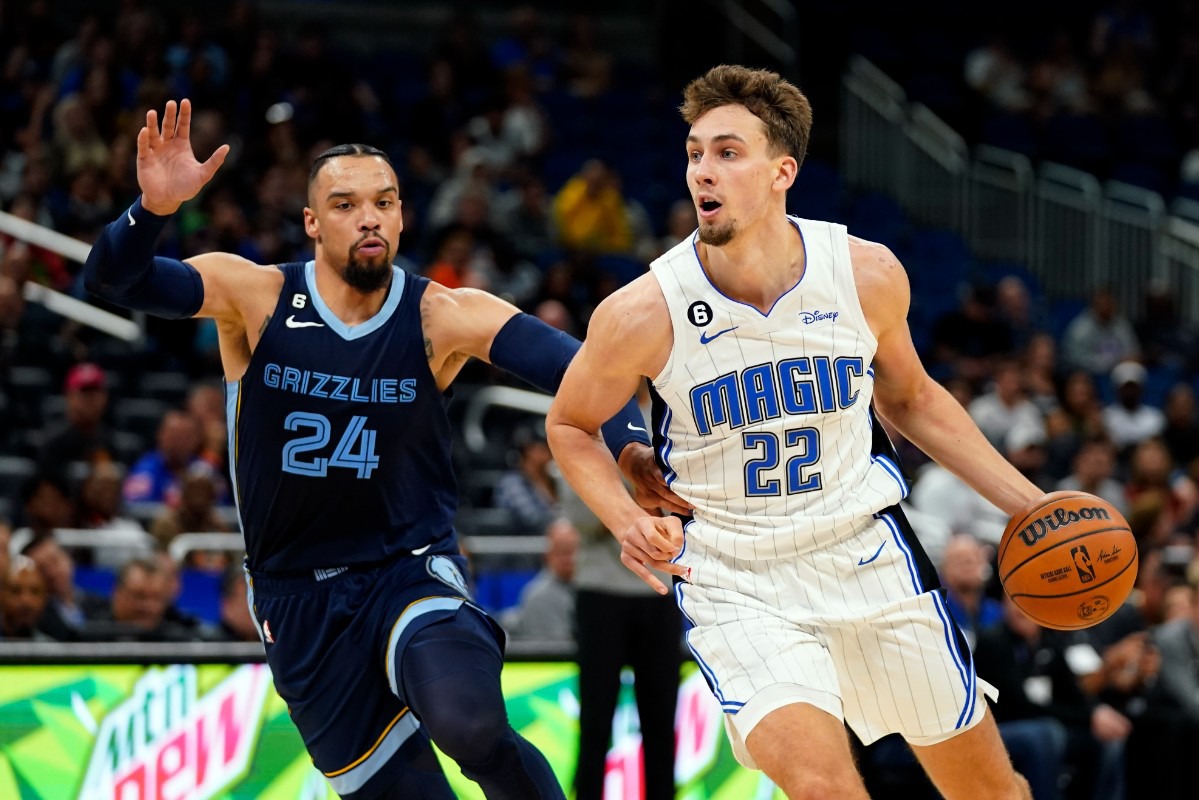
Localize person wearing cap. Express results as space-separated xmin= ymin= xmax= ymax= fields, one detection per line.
xmin=37 ymin=362 xmax=118 ymax=478
xmin=1102 ymin=361 xmax=1165 ymax=452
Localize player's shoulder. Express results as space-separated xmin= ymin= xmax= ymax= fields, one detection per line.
xmin=846 ymin=235 xmax=909 ymax=297
xmin=593 ymin=272 xmax=669 ymax=331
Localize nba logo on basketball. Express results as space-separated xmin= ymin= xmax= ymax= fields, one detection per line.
xmin=1071 ymin=545 xmax=1096 ymax=583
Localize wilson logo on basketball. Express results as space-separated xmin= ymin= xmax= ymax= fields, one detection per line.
xmin=1018 ymin=506 xmax=1111 ymax=546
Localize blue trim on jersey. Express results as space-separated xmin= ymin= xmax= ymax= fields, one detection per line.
xmin=872 ymin=454 xmax=909 ymax=499
xmin=658 ymin=404 xmax=677 ymax=486
xmin=669 ymin=519 xmax=692 ymax=565
xmin=932 ymin=590 xmax=975 ymax=728
xmin=879 ymin=512 xmax=923 ymax=593
xmin=224 ymin=381 xmax=245 ymax=534
xmin=386 ymin=596 xmax=464 ymax=696
xmin=324 ymin=710 xmax=421 ymax=795
xmin=689 ymin=217 xmax=807 ymax=319
xmin=305 ymin=261 xmax=406 ymax=340
xmin=672 ymin=578 xmax=737 ymax=708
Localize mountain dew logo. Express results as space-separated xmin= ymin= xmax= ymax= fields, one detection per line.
xmin=79 ymin=664 xmax=269 ymax=800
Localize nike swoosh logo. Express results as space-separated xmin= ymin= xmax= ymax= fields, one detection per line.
xmin=127 ymin=208 xmax=136 ymax=226
xmin=285 ymin=315 xmax=325 ymax=328
xmin=858 ymin=541 xmax=886 ymax=566
xmin=699 ymin=326 xmax=738 ymax=345
xmin=627 ymin=422 xmax=646 ymax=432
xmin=412 ymin=544 xmax=431 ymax=556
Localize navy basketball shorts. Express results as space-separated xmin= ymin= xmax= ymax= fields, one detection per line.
xmin=246 ymin=549 xmax=502 ymax=797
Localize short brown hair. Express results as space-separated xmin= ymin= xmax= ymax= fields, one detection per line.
xmin=680 ymin=65 xmax=812 ymax=168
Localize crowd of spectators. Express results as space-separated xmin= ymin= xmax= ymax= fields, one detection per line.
xmin=2 ymin=4 xmax=1199 ymax=797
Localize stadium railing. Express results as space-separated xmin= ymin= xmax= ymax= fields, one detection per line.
xmin=841 ymin=55 xmax=1199 ymax=316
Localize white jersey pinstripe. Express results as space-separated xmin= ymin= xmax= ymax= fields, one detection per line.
xmin=648 ymin=216 xmax=908 ymax=560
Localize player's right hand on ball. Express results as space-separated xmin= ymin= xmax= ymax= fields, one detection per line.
xmin=618 ymin=515 xmax=686 ymax=595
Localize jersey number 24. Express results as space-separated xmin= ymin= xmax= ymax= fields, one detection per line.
xmin=281 ymin=411 xmax=380 ymax=479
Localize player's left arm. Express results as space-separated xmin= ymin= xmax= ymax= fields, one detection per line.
xmin=420 ymin=283 xmax=677 ymax=503
xmin=854 ymin=239 xmax=1041 ymax=516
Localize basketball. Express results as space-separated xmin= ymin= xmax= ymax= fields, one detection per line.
xmin=998 ymin=491 xmax=1138 ymax=630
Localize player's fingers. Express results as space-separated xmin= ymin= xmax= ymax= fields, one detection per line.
xmin=162 ymin=100 xmax=178 ymax=141
xmin=200 ymin=144 xmax=231 ymax=181
xmin=620 ymin=550 xmax=668 ymax=594
xmin=653 ymin=479 xmax=693 ymax=512
xmin=136 ymin=126 xmax=150 ymax=157
xmin=176 ymin=98 xmax=192 ymax=139
xmin=642 ymin=528 xmax=681 ymax=561
xmin=646 ymin=558 xmax=687 ymax=579
xmin=146 ymin=109 xmax=159 ymax=148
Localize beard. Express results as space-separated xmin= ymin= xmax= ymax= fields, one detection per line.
xmin=698 ymin=218 xmax=736 ymax=247
xmin=341 ymin=239 xmax=393 ymax=293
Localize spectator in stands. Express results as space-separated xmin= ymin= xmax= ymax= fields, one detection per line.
xmin=73 ymin=462 xmax=150 ymax=568
xmin=1046 ymin=370 xmax=1107 ymax=476
xmin=659 ymin=198 xmax=699 ymax=255
xmin=1136 ymin=282 xmax=1198 ymax=373
xmin=1103 ymin=361 xmax=1166 ymax=451
xmin=494 ymin=427 xmax=560 ymax=534
xmin=929 ymin=283 xmax=1013 ymax=386
xmin=968 ymin=358 xmax=1046 ymax=450
xmin=152 ymin=548 xmax=205 ymax=635
xmin=13 ymin=473 xmax=73 ymax=545
xmin=185 ymin=381 xmax=228 ymax=470
xmin=909 ymin=457 xmax=1010 ymax=546
xmin=1023 ymin=333 xmax=1062 ymax=415
xmin=0 ymin=523 xmax=10 ymax=587
xmin=122 ymin=409 xmax=205 ymax=507
xmin=1152 ymin=582 xmax=1199 ymax=722
xmin=149 ymin=463 xmax=230 ymax=572
xmin=37 ymin=362 xmax=117 ymax=477
xmin=1163 ymin=383 xmax=1199 ymax=472
xmin=1125 ymin=439 xmax=1198 ymax=538
xmin=1061 ymin=287 xmax=1141 ymax=376
xmin=424 ymin=225 xmax=490 ymax=291
xmin=21 ymin=534 xmax=105 ymax=640
xmin=1004 ymin=421 xmax=1055 ymax=491
xmin=206 ymin=561 xmax=259 ymax=642
xmin=939 ymin=533 xmax=1001 ymax=649
xmin=965 ymin=33 xmax=1032 ymax=114
xmin=0 ymin=556 xmax=51 ymax=640
xmin=976 ymin=594 xmax=1127 ymax=800
xmin=1056 ymin=438 xmax=1130 ymax=517
xmin=995 ymin=275 xmax=1047 ymax=352
xmin=552 ymin=159 xmax=632 ymax=254
xmin=500 ymin=518 xmax=579 ymax=643
xmin=90 ymin=557 xmax=189 ymax=642
xmin=494 ymin=173 xmax=555 ymax=261
xmin=560 ymin=14 xmax=613 ymax=98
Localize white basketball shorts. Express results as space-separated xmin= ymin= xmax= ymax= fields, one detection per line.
xmin=671 ymin=508 xmax=998 ymax=769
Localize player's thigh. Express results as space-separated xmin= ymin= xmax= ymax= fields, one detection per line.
xmin=744 ymin=702 xmax=869 ymax=800
xmin=909 ymin=707 xmax=1031 ymax=800
xmin=253 ymin=574 xmax=436 ymax=798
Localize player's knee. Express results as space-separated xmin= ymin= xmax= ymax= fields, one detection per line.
xmin=424 ymin=704 xmax=508 ymax=765
xmin=774 ymin=773 xmax=866 ymax=800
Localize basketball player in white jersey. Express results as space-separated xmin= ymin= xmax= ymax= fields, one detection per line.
xmin=546 ymin=65 xmax=1042 ymax=799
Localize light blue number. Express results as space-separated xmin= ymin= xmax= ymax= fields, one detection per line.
xmin=282 ymin=413 xmax=380 ymax=479
xmin=741 ymin=427 xmax=822 ymax=497
xmin=282 ymin=412 xmax=331 ymax=476
xmin=784 ymin=427 xmax=822 ymax=493
xmin=329 ymin=416 xmax=381 ymax=479
xmin=743 ymin=432 xmax=782 ymax=496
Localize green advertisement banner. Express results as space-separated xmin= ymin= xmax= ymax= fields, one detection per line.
xmin=0 ymin=662 xmax=784 ymax=799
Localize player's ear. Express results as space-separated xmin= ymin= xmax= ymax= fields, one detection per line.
xmin=773 ymin=155 xmax=798 ymax=192
xmin=303 ymin=207 xmax=319 ymax=241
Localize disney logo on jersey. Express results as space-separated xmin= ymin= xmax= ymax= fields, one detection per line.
xmin=427 ymin=556 xmax=471 ymax=597
xmin=798 ymin=309 xmax=839 ymax=325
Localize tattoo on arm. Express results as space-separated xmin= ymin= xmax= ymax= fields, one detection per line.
xmin=424 ymin=337 xmax=434 ymax=362
xmin=258 ymin=314 xmax=271 ymax=337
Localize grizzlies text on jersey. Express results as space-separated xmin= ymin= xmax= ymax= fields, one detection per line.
xmin=227 ymin=261 xmax=457 ymax=572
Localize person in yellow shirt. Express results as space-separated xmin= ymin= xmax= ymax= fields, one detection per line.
xmin=552 ymin=159 xmax=631 ymax=253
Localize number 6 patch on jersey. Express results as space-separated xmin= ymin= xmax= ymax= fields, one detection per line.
xmin=426 ymin=556 xmax=470 ymax=597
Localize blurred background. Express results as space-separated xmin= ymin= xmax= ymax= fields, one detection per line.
xmin=1 ymin=0 xmax=1198 ymax=798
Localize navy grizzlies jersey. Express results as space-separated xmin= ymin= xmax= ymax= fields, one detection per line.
xmin=227 ymin=261 xmax=457 ymax=572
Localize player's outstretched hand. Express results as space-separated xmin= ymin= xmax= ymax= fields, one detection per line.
xmin=618 ymin=515 xmax=687 ymax=595
xmin=620 ymin=443 xmax=693 ymax=516
xmin=137 ymin=99 xmax=230 ymax=215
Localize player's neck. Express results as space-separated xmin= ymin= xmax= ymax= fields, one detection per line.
xmin=312 ymin=259 xmax=391 ymax=325
xmin=698 ymin=214 xmax=804 ymax=314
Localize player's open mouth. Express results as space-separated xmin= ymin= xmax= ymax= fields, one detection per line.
xmin=698 ymin=199 xmax=722 ymax=219
xmin=356 ymin=240 xmax=386 ymax=256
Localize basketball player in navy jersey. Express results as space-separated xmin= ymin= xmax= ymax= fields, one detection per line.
xmin=83 ymin=99 xmax=678 ymax=799
xmin=547 ymin=65 xmax=1044 ymax=799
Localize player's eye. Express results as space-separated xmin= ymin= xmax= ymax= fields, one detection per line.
xmin=377 ymin=199 xmax=392 ymax=208
xmin=688 ymin=151 xmax=702 ymax=162
xmin=722 ymin=149 xmax=736 ymax=158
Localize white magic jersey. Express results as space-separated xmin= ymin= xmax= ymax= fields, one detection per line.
xmin=649 ymin=216 xmax=909 ymax=560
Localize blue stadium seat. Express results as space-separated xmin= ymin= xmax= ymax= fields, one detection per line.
xmin=176 ymin=569 xmax=222 ymax=624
